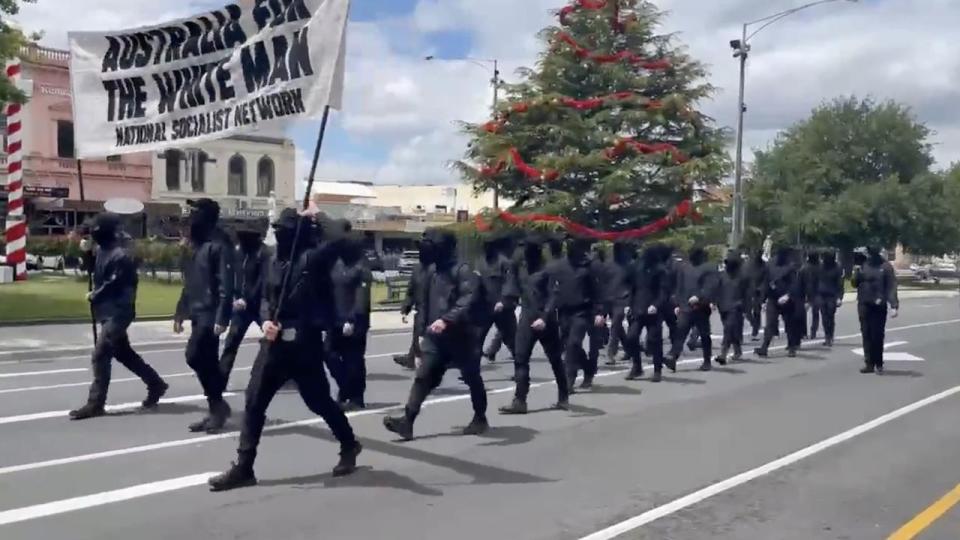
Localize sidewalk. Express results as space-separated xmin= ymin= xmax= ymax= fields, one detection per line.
xmin=0 ymin=310 xmax=410 ymax=359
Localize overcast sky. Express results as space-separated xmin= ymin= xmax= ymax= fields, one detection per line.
xmin=15 ymin=0 xmax=960 ymax=187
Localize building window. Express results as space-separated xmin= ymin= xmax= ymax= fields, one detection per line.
xmin=106 ymin=154 xmax=121 ymax=162
xmin=435 ymin=205 xmax=448 ymax=213
xmin=256 ymin=156 xmax=275 ymax=197
xmin=56 ymin=120 xmax=75 ymax=158
xmin=228 ymin=154 xmax=246 ymax=196
xmin=165 ymin=149 xmax=183 ymax=191
xmin=190 ymin=151 xmax=208 ymax=193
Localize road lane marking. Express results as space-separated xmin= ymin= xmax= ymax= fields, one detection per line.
xmin=0 ymin=393 xmax=237 ymax=426
xmin=887 ymin=483 xmax=960 ymax=539
xmin=0 ymin=473 xmax=216 ymax=526
xmin=852 ymin=341 xmax=924 ymax=362
xmin=0 ymin=318 xmax=955 ymax=477
xmin=578 ymin=385 xmax=960 ymax=540
xmin=0 ymin=352 xmax=404 ymax=395
xmin=0 ymin=368 xmax=88 ymax=379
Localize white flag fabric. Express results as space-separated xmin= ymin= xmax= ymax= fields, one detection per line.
xmin=68 ymin=0 xmax=350 ymax=158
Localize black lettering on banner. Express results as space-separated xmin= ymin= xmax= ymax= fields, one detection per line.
xmin=133 ymin=32 xmax=153 ymax=68
xmin=147 ymin=29 xmax=168 ymax=66
xmin=118 ymin=34 xmax=137 ymax=70
xmin=223 ymin=4 xmax=247 ymax=49
xmin=153 ymin=71 xmax=177 ymax=115
xmin=268 ymin=35 xmax=290 ymax=85
xmin=281 ymin=0 xmax=312 ymax=25
xmin=252 ymin=0 xmax=271 ymax=31
xmin=102 ymin=36 xmax=120 ymax=72
xmin=290 ymin=87 xmax=305 ymax=113
xmin=215 ymin=59 xmax=235 ymax=100
xmin=120 ymin=77 xmax=148 ymax=120
xmin=164 ymin=25 xmax=187 ymax=63
xmin=114 ymin=122 xmax=167 ymax=148
xmin=254 ymin=95 xmax=274 ymax=121
xmin=197 ymin=15 xmax=223 ymax=53
xmin=240 ymin=41 xmax=271 ymax=93
xmin=182 ymin=20 xmax=203 ymax=59
xmin=287 ymin=28 xmax=313 ymax=79
xmin=104 ymin=79 xmax=119 ymax=121
xmin=280 ymin=90 xmax=294 ymax=115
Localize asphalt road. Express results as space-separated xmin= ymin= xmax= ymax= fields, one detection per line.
xmin=1 ymin=298 xmax=960 ymax=540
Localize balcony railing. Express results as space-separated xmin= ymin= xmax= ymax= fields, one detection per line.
xmin=19 ymin=45 xmax=70 ymax=65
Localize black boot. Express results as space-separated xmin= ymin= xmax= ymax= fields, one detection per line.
xmin=715 ymin=355 xmax=728 ymax=366
xmin=499 ymin=398 xmax=528 ymax=415
xmin=463 ymin=415 xmax=489 ymax=436
xmin=824 ymin=338 xmax=833 ymax=347
xmin=383 ymin=415 xmax=414 ymax=441
xmin=625 ymin=362 xmax=644 ymax=381
xmin=754 ymin=348 xmax=768 ymax=358
xmin=860 ymin=364 xmax=875 ymax=374
xmin=732 ymin=345 xmax=743 ymax=362
xmin=333 ymin=443 xmax=362 ymax=477
xmin=393 ymin=355 xmax=415 ymax=370
xmin=141 ymin=381 xmax=169 ymax=409
xmin=69 ymin=403 xmax=106 ymax=421
xmin=554 ymin=398 xmax=570 ymax=411
xmin=205 ymin=400 xmax=232 ymax=433
xmin=209 ymin=463 xmax=257 ymax=492
xmin=651 ymin=371 xmax=662 ymax=383
xmin=876 ymin=365 xmax=885 ymax=375
xmin=698 ymin=361 xmax=712 ymax=372
xmin=188 ymin=416 xmax=210 ymax=433
xmin=567 ymin=379 xmax=578 ymax=396
xmin=787 ymin=349 xmax=798 ymax=358
xmin=664 ymin=354 xmax=678 ymax=373
xmin=579 ymin=375 xmax=594 ymax=390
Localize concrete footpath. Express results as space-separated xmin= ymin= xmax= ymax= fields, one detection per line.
xmin=0 ymin=310 xmax=410 ymax=360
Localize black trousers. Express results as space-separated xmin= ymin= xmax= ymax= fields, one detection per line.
xmin=662 ymin=307 xmax=679 ymax=346
xmin=607 ymin=307 xmax=628 ymax=359
xmin=819 ymin=295 xmax=839 ymax=340
xmin=748 ymin=299 xmax=763 ymax=337
xmin=86 ymin=319 xmax=164 ymax=407
xmin=219 ymin=309 xmax=263 ymax=381
xmin=760 ymin=299 xmax=802 ymax=351
xmin=186 ymin=319 xmax=226 ymax=404
xmin=237 ymin=338 xmax=357 ymax=469
xmin=670 ymin=308 xmax=712 ymax=363
xmin=588 ymin=322 xmax=609 ymax=365
xmin=808 ymin=301 xmax=821 ymax=338
xmin=858 ymin=303 xmax=888 ymax=368
xmin=513 ymin=313 xmax=567 ymax=402
xmin=624 ymin=313 xmax=663 ymax=372
xmin=329 ymin=322 xmax=369 ymax=405
xmin=483 ymin=328 xmax=502 ymax=358
xmin=560 ymin=310 xmax=594 ymax=383
xmin=480 ymin=309 xmax=517 ymax=359
xmin=719 ymin=309 xmax=744 ymax=357
xmin=405 ymin=331 xmax=486 ymax=421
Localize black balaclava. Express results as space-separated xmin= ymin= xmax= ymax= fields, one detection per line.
xmin=416 ymin=240 xmax=434 ymax=267
xmin=237 ymin=231 xmax=262 ymax=254
xmin=547 ymin=234 xmax=564 ymax=260
xmin=641 ymin=244 xmax=661 ymax=269
xmin=775 ymin=246 xmax=791 ymax=266
xmin=483 ymin=234 xmax=499 ymax=262
xmin=523 ymin=234 xmax=545 ymax=273
xmin=724 ymin=250 xmax=742 ymax=274
xmin=593 ymin=245 xmax=608 ymax=264
xmin=273 ymin=208 xmax=307 ymax=261
xmin=340 ymin=236 xmax=364 ymax=266
xmin=866 ymin=245 xmax=883 ymax=265
xmin=822 ymin=251 xmax=837 ymax=267
xmin=806 ymin=252 xmax=820 ymax=265
xmin=188 ymin=199 xmax=220 ymax=244
xmin=566 ymin=237 xmax=592 ymax=265
xmin=661 ymin=246 xmax=675 ymax=265
xmin=613 ymin=241 xmax=634 ymax=265
xmin=423 ymin=228 xmax=457 ymax=270
xmin=689 ymin=246 xmax=708 ymax=267
xmin=92 ymin=213 xmax=121 ymax=248
xmin=752 ymin=249 xmax=765 ymax=266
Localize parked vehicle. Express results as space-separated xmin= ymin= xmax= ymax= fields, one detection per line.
xmin=26 ymin=253 xmax=65 ymax=271
xmin=398 ymin=250 xmax=419 ymax=273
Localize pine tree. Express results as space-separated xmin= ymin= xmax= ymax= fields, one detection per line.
xmin=458 ymin=0 xmax=730 ymax=232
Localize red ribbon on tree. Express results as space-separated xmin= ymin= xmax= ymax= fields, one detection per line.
xmin=555 ymin=32 xmax=670 ymax=69
xmin=510 ymin=148 xmax=560 ymax=182
xmin=558 ymin=0 xmax=625 ymax=32
xmin=475 ymin=200 xmax=697 ymax=241
xmin=482 ymin=92 xmax=663 ymax=134
xmin=605 ymin=138 xmax=689 ymax=163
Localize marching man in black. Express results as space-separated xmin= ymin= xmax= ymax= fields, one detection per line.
xmin=624 ymin=245 xmax=675 ymax=382
xmin=70 ymin=213 xmax=168 ymax=420
xmin=852 ymin=246 xmax=899 ymax=374
xmin=209 ymin=208 xmax=361 ymax=492
xmin=715 ymin=250 xmax=750 ymax=364
xmin=477 ymin=232 xmax=519 ymax=364
xmin=799 ymin=251 xmax=822 ymax=340
xmin=746 ymin=250 xmax=768 ymax=341
xmin=817 ymin=250 xmax=845 ymax=347
xmin=174 ymin=199 xmax=234 ymax=433
xmin=394 ymin=242 xmax=433 ymax=370
xmin=219 ymin=225 xmax=269 ymax=384
xmin=330 ymin=235 xmax=373 ymax=411
xmin=605 ymin=241 xmax=635 ymax=365
xmin=667 ymin=247 xmax=718 ymax=371
xmin=499 ymin=232 xmax=569 ymax=414
xmin=384 ymin=228 xmax=489 ymax=440
xmin=755 ymin=246 xmax=802 ymax=358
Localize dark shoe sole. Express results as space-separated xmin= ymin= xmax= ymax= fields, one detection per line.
xmin=209 ymin=475 xmax=257 ymax=492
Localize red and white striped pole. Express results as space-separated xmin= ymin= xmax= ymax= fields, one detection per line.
xmin=4 ymin=59 xmax=26 ymax=281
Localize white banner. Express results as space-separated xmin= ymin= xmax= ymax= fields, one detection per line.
xmin=68 ymin=0 xmax=349 ymax=158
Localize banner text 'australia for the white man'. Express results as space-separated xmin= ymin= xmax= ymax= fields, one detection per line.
xmin=68 ymin=0 xmax=349 ymax=158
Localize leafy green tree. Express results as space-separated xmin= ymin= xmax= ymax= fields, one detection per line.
xmin=0 ymin=1 xmax=38 ymax=104
xmin=458 ymin=0 xmax=729 ymax=231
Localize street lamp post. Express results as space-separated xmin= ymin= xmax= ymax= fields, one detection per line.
xmin=425 ymin=55 xmax=502 ymax=210
xmin=729 ymin=0 xmax=858 ymax=248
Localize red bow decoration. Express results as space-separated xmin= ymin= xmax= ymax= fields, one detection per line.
xmin=556 ymin=33 xmax=670 ymax=69
xmin=477 ymin=200 xmax=697 ymax=241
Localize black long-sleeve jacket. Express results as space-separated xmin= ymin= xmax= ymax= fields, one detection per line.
xmin=547 ymin=258 xmax=605 ymax=317
xmin=672 ymin=261 xmax=719 ymax=313
xmin=419 ymin=261 xmax=482 ymax=336
xmin=260 ymin=240 xmax=341 ymax=330
xmin=628 ymin=260 xmax=669 ymax=316
xmin=513 ymin=264 xmax=556 ymax=323
xmin=852 ymin=261 xmax=899 ymax=309
xmin=234 ymin=245 xmax=270 ymax=310
xmin=745 ymin=261 xmax=769 ymax=305
xmin=817 ymin=264 xmax=845 ymax=298
xmin=799 ymin=263 xmax=821 ymax=304
xmin=607 ymin=260 xmax=632 ymax=311
xmin=716 ymin=270 xmax=751 ymax=312
xmin=401 ymin=263 xmax=428 ymax=316
xmin=477 ymin=255 xmax=519 ymax=310
xmin=765 ymin=260 xmax=799 ymax=302
xmin=332 ymin=260 xmax=372 ymax=326
xmin=89 ymin=244 xmax=138 ymax=326
xmin=176 ymin=231 xmax=235 ymax=328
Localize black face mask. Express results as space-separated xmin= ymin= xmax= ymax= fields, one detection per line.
xmin=566 ymin=240 xmax=590 ymax=264
xmin=484 ymin=242 xmax=499 ymax=261
xmin=823 ymin=254 xmax=837 ymax=267
xmin=189 ymin=214 xmax=214 ymax=243
xmin=867 ymin=247 xmax=882 ymax=264
xmin=725 ymin=259 xmax=741 ymax=273
xmin=92 ymin=227 xmax=116 ymax=247
xmin=341 ymin=242 xmax=363 ymax=265
xmin=274 ymin=228 xmax=296 ymax=260
xmin=418 ymin=243 xmax=435 ymax=266
xmin=689 ymin=249 xmax=707 ymax=266
xmin=776 ymin=249 xmax=790 ymax=265
xmin=237 ymin=233 xmax=261 ymax=253
xmin=524 ymin=244 xmax=543 ymax=270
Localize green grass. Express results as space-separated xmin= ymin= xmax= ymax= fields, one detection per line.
xmin=0 ymin=274 xmax=182 ymax=323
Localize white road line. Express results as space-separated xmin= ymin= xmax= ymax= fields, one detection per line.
xmin=0 ymin=393 xmax=236 ymax=426
xmin=578 ymin=384 xmax=960 ymax=540
xmin=0 ymin=318 xmax=955 ymax=477
xmin=0 ymin=352 xmax=404 ymax=395
xmin=0 ymin=368 xmax=88 ymax=379
xmin=0 ymin=473 xmax=215 ymax=526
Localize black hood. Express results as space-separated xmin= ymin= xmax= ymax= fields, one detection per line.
xmin=340 ymin=236 xmax=364 ymax=265
xmin=641 ymin=245 xmax=661 ymax=267
xmin=775 ymin=247 xmax=792 ymax=265
xmin=92 ymin=212 xmax=121 ymax=248
xmin=423 ymin=228 xmax=457 ymax=269
xmin=187 ymin=198 xmax=220 ymax=244
xmin=566 ymin=237 xmax=592 ymax=264
xmin=866 ymin=245 xmax=883 ymax=264
xmin=522 ymin=232 xmax=547 ymax=271
xmin=724 ymin=250 xmax=742 ymax=273
xmin=613 ymin=241 xmax=635 ymax=264
xmin=416 ymin=241 xmax=434 ymax=266
xmin=237 ymin=230 xmax=262 ymax=253
xmin=806 ymin=252 xmax=820 ymax=265
xmin=689 ymin=247 xmax=708 ymax=266
xmin=822 ymin=251 xmax=837 ymax=267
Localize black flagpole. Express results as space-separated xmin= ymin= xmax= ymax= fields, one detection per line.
xmin=78 ymin=158 xmax=98 ymax=345
xmin=272 ymin=106 xmax=332 ymax=322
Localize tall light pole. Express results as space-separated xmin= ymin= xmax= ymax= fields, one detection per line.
xmin=425 ymin=55 xmax=502 ymax=210
xmin=729 ymin=0 xmax=858 ymax=247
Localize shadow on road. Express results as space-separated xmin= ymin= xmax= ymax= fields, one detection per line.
xmin=880 ymin=369 xmax=924 ymax=378
xmin=366 ymin=372 xmax=410 ymax=382
xmin=259 ymin=466 xmax=444 ymax=496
